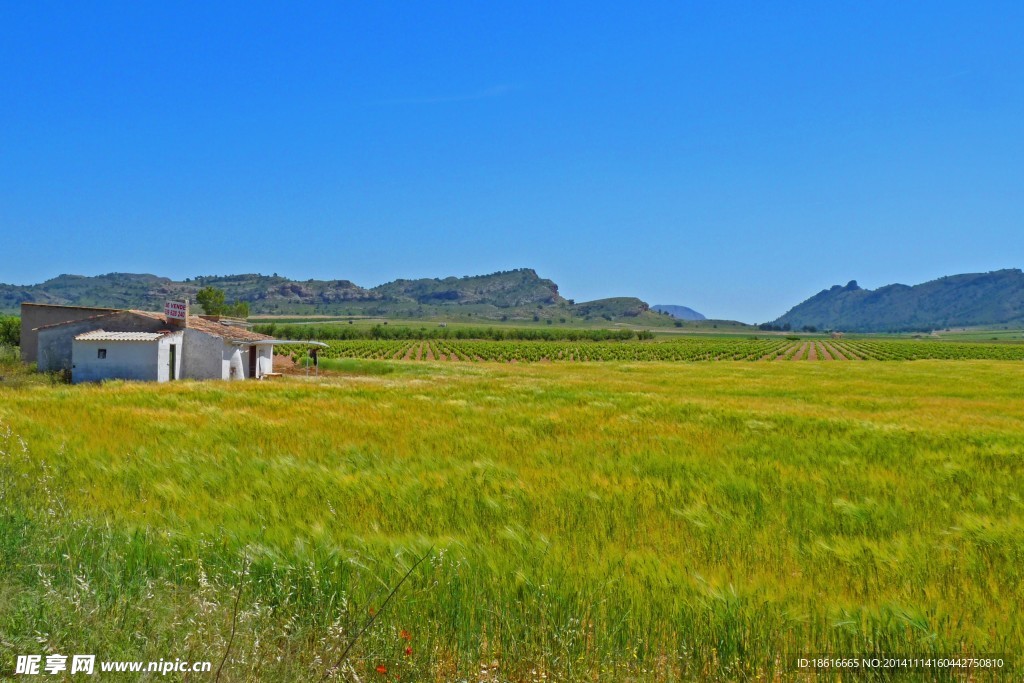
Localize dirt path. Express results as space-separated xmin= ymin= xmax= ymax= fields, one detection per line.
xmin=775 ymin=343 xmax=798 ymax=360
xmin=833 ymin=342 xmax=861 ymax=360
xmin=818 ymin=342 xmax=833 ymax=361
xmin=823 ymin=342 xmax=846 ymax=361
xmin=424 ymin=342 xmax=435 ymax=361
xmin=789 ymin=342 xmax=809 ymax=361
xmin=807 ymin=343 xmax=818 ymax=361
xmin=273 ymin=353 xmax=299 ymax=374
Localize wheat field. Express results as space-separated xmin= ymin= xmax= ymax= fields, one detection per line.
xmin=1 ymin=360 xmax=1022 ymax=680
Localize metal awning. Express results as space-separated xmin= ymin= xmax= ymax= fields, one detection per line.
xmin=233 ymin=339 xmax=329 ymax=347
xmin=74 ymin=330 xmax=170 ymax=342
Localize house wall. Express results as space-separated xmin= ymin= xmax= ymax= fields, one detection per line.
xmin=36 ymin=312 xmax=166 ymax=372
xmin=156 ymin=332 xmax=184 ymax=382
xmin=72 ymin=340 xmax=159 ymax=384
xmin=180 ymin=328 xmax=224 ymax=380
xmin=170 ymin=331 xmax=264 ymax=381
xmin=256 ymin=345 xmax=274 ymax=377
xmin=225 ymin=345 xmax=247 ymax=380
xmin=20 ymin=304 xmax=119 ymax=363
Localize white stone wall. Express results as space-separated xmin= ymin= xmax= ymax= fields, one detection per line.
xmin=72 ymin=340 xmax=160 ymax=384
xmin=181 ymin=329 xmax=225 ymax=379
xmin=156 ymin=332 xmax=184 ymax=381
xmin=256 ymin=345 xmax=274 ymax=377
xmin=226 ymin=346 xmax=246 ymax=380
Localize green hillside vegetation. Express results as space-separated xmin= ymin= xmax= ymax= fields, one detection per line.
xmin=773 ymin=269 xmax=1024 ymax=332
xmin=0 ymin=272 xmax=376 ymax=313
xmin=372 ymin=269 xmax=562 ymax=307
xmin=572 ymin=296 xmax=649 ymax=319
xmin=0 ymin=269 xmax=677 ymax=325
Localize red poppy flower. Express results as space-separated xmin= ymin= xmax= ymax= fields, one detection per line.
xmin=375 ymin=665 xmax=387 ymax=674
xmin=404 ymin=647 xmax=413 ymax=656
xmin=399 ymin=630 xmax=411 ymax=641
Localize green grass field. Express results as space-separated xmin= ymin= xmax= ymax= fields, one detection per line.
xmin=1 ymin=359 xmax=1022 ymax=680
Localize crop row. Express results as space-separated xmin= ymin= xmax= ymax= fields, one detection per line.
xmin=835 ymin=339 xmax=1024 ymax=361
xmin=276 ymin=338 xmax=1024 ymax=363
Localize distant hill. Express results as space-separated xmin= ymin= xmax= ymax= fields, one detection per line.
xmin=0 ymin=269 xmax=673 ymax=325
xmin=573 ymin=297 xmax=650 ymax=319
xmin=652 ymin=304 xmax=706 ymax=321
xmin=0 ymin=272 xmax=378 ymax=313
xmin=772 ymin=269 xmax=1024 ymax=332
xmin=371 ymin=269 xmax=562 ymax=308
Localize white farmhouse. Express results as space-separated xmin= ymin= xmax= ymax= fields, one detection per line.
xmin=27 ymin=301 xmax=277 ymax=384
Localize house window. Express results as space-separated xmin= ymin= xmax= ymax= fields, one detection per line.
xmin=97 ymin=349 xmax=107 ymax=359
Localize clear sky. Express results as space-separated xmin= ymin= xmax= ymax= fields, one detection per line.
xmin=2 ymin=2 xmax=1022 ymax=322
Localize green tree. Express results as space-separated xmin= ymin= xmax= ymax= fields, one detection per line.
xmin=0 ymin=315 xmax=19 ymax=346
xmin=226 ymin=301 xmax=250 ymax=318
xmin=196 ymin=287 xmax=226 ymax=315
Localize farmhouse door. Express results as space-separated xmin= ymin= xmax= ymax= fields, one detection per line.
xmin=169 ymin=344 xmax=177 ymax=381
xmin=249 ymin=345 xmax=257 ymax=379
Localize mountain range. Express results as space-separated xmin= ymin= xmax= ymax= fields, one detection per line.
xmin=0 ymin=269 xmax=693 ymax=326
xmin=771 ymin=269 xmax=1024 ymax=332
xmin=7 ymin=267 xmax=1021 ymax=332
xmin=652 ymin=305 xmax=706 ymax=321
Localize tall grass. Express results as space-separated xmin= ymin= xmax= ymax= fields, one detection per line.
xmin=1 ymin=345 xmax=66 ymax=387
xmin=1 ymin=361 xmax=1022 ymax=680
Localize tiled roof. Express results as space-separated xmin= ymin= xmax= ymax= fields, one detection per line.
xmin=127 ymin=310 xmax=271 ymax=341
xmin=184 ymin=316 xmax=273 ymax=342
xmin=22 ymin=303 xmax=119 ymax=312
xmin=33 ymin=311 xmax=123 ymax=331
xmin=33 ymin=307 xmax=273 ymax=343
xmin=74 ymin=330 xmax=170 ymax=342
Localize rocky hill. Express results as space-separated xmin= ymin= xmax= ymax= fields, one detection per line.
xmin=371 ymin=269 xmax=563 ymax=308
xmin=573 ymin=298 xmax=650 ymax=319
xmin=771 ymin=269 xmax=1024 ymax=332
xmin=0 ymin=273 xmax=378 ymax=313
xmin=0 ymin=269 xmax=671 ymax=324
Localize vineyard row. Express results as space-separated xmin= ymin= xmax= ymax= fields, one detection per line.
xmin=278 ymin=339 xmax=1024 ymax=363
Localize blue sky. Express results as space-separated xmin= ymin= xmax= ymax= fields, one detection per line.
xmin=1 ymin=2 xmax=1022 ymax=322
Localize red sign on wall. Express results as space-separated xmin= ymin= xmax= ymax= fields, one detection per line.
xmin=165 ymin=301 xmax=188 ymax=320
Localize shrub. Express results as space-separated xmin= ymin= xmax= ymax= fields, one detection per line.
xmin=0 ymin=315 xmax=19 ymax=347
